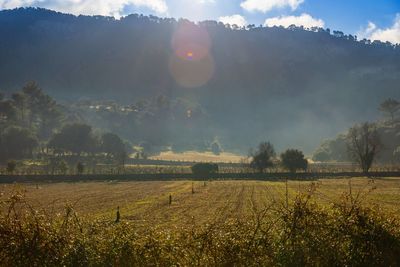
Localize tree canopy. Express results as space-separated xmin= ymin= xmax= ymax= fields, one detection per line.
xmin=48 ymin=123 xmax=98 ymax=155
xmin=101 ymin=132 xmax=127 ymax=162
xmin=281 ymin=149 xmax=308 ymax=173
xmin=250 ymin=142 xmax=276 ymax=173
xmin=379 ymin=98 xmax=400 ymax=121
xmin=0 ymin=126 xmax=38 ymax=162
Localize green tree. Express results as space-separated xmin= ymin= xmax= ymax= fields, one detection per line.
xmin=21 ymin=82 xmax=62 ymax=139
xmin=281 ymin=149 xmax=308 ymax=173
xmin=101 ymin=133 xmax=126 ymax=158
xmin=312 ymin=135 xmax=349 ymax=163
xmin=48 ymin=158 xmax=69 ymax=175
xmin=76 ymin=162 xmax=85 ymax=175
xmin=58 ymin=160 xmax=69 ymax=175
xmin=6 ymin=160 xmax=17 ymax=174
xmin=37 ymin=95 xmax=62 ymax=140
xmin=116 ymin=151 xmax=128 ymax=170
xmin=0 ymin=99 xmax=17 ymax=124
xmin=394 ymin=147 xmax=400 ymax=162
xmin=21 ymin=81 xmax=39 ymax=117
xmin=0 ymin=126 xmax=38 ymax=162
xmin=11 ymin=92 xmax=27 ymax=123
xmin=48 ymin=123 xmax=98 ymax=155
xmin=250 ymin=142 xmax=276 ymax=173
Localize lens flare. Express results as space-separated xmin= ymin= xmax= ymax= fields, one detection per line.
xmin=169 ymin=53 xmax=215 ymax=88
xmin=171 ymin=22 xmax=211 ymax=61
xmin=169 ymin=22 xmax=214 ymax=88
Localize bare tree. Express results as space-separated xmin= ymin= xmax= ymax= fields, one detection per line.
xmin=347 ymin=122 xmax=381 ymax=174
xmin=379 ymin=98 xmax=400 ymax=122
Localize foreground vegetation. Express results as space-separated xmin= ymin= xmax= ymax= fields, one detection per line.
xmin=1 ymin=179 xmax=400 ymax=266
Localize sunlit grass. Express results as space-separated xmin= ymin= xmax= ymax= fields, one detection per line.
xmin=150 ymin=151 xmax=245 ymax=163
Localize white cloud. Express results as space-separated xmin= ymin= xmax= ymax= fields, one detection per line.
xmin=357 ymin=22 xmax=377 ymax=39
xmin=357 ymin=14 xmax=400 ymax=44
xmin=264 ymin=13 xmax=324 ymax=28
xmin=241 ymin=0 xmax=303 ymax=13
xmin=0 ymin=0 xmax=168 ymax=17
xmin=219 ymin=14 xmax=247 ymax=27
xmin=0 ymin=0 xmax=37 ymax=9
xmin=197 ymin=0 xmax=215 ymax=3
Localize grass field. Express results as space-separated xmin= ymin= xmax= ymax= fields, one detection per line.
xmin=2 ymin=177 xmax=400 ymax=266
xmin=2 ymin=177 xmax=400 ymax=226
xmin=149 ymin=151 xmax=245 ymax=163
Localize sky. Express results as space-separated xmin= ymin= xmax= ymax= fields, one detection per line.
xmin=1 ymin=0 xmax=400 ymax=43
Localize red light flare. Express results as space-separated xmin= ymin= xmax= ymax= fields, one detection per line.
xmin=170 ymin=21 xmax=215 ymax=88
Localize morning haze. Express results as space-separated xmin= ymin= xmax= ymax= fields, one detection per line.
xmin=1 ymin=3 xmax=400 ymax=266
xmin=1 ymin=8 xmax=400 ymax=154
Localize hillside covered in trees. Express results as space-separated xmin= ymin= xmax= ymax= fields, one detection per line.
xmin=1 ymin=8 xmax=400 ymax=153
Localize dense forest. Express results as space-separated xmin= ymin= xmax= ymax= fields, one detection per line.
xmin=1 ymin=8 xmax=400 ymax=153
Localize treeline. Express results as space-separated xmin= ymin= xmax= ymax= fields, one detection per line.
xmin=313 ymin=98 xmax=400 ymax=164
xmin=0 ymin=82 xmax=395 ymax=174
xmin=0 ymin=82 xmax=131 ymax=165
xmin=71 ymin=96 xmax=220 ymax=154
xmin=0 ymin=82 xmax=225 ymax=172
xmin=248 ymin=142 xmax=308 ymax=174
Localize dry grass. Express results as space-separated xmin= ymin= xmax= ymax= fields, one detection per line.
xmin=1 ymin=177 xmax=400 ymax=228
xmin=149 ymin=151 xmax=245 ymax=163
xmin=2 ymin=178 xmax=400 ymax=266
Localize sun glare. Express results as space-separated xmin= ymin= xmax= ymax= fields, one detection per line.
xmin=169 ymin=22 xmax=215 ymax=88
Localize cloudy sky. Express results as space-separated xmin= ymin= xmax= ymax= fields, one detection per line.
xmin=1 ymin=0 xmax=400 ymax=43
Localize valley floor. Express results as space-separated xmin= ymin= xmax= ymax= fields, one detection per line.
xmin=2 ymin=177 xmax=399 ymax=227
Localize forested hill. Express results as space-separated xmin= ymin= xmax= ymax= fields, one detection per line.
xmin=1 ymin=7 xmax=400 ymax=153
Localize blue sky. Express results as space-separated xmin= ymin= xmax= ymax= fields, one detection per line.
xmin=1 ymin=0 xmax=400 ymax=43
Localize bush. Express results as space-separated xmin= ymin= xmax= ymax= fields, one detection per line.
xmin=191 ymin=163 xmax=218 ymax=176
xmin=6 ymin=160 xmax=17 ymax=174
xmin=275 ymin=191 xmax=400 ymax=266
xmin=76 ymin=162 xmax=85 ymax=175
xmin=58 ymin=160 xmax=69 ymax=175
xmin=48 ymin=158 xmax=69 ymax=175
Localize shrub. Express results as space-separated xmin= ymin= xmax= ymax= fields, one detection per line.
xmin=1 ymin=187 xmax=399 ymax=266
xmin=58 ymin=160 xmax=69 ymax=175
xmin=6 ymin=160 xmax=17 ymax=174
xmin=76 ymin=162 xmax=85 ymax=175
xmin=48 ymin=158 xmax=69 ymax=175
xmin=191 ymin=163 xmax=218 ymax=176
